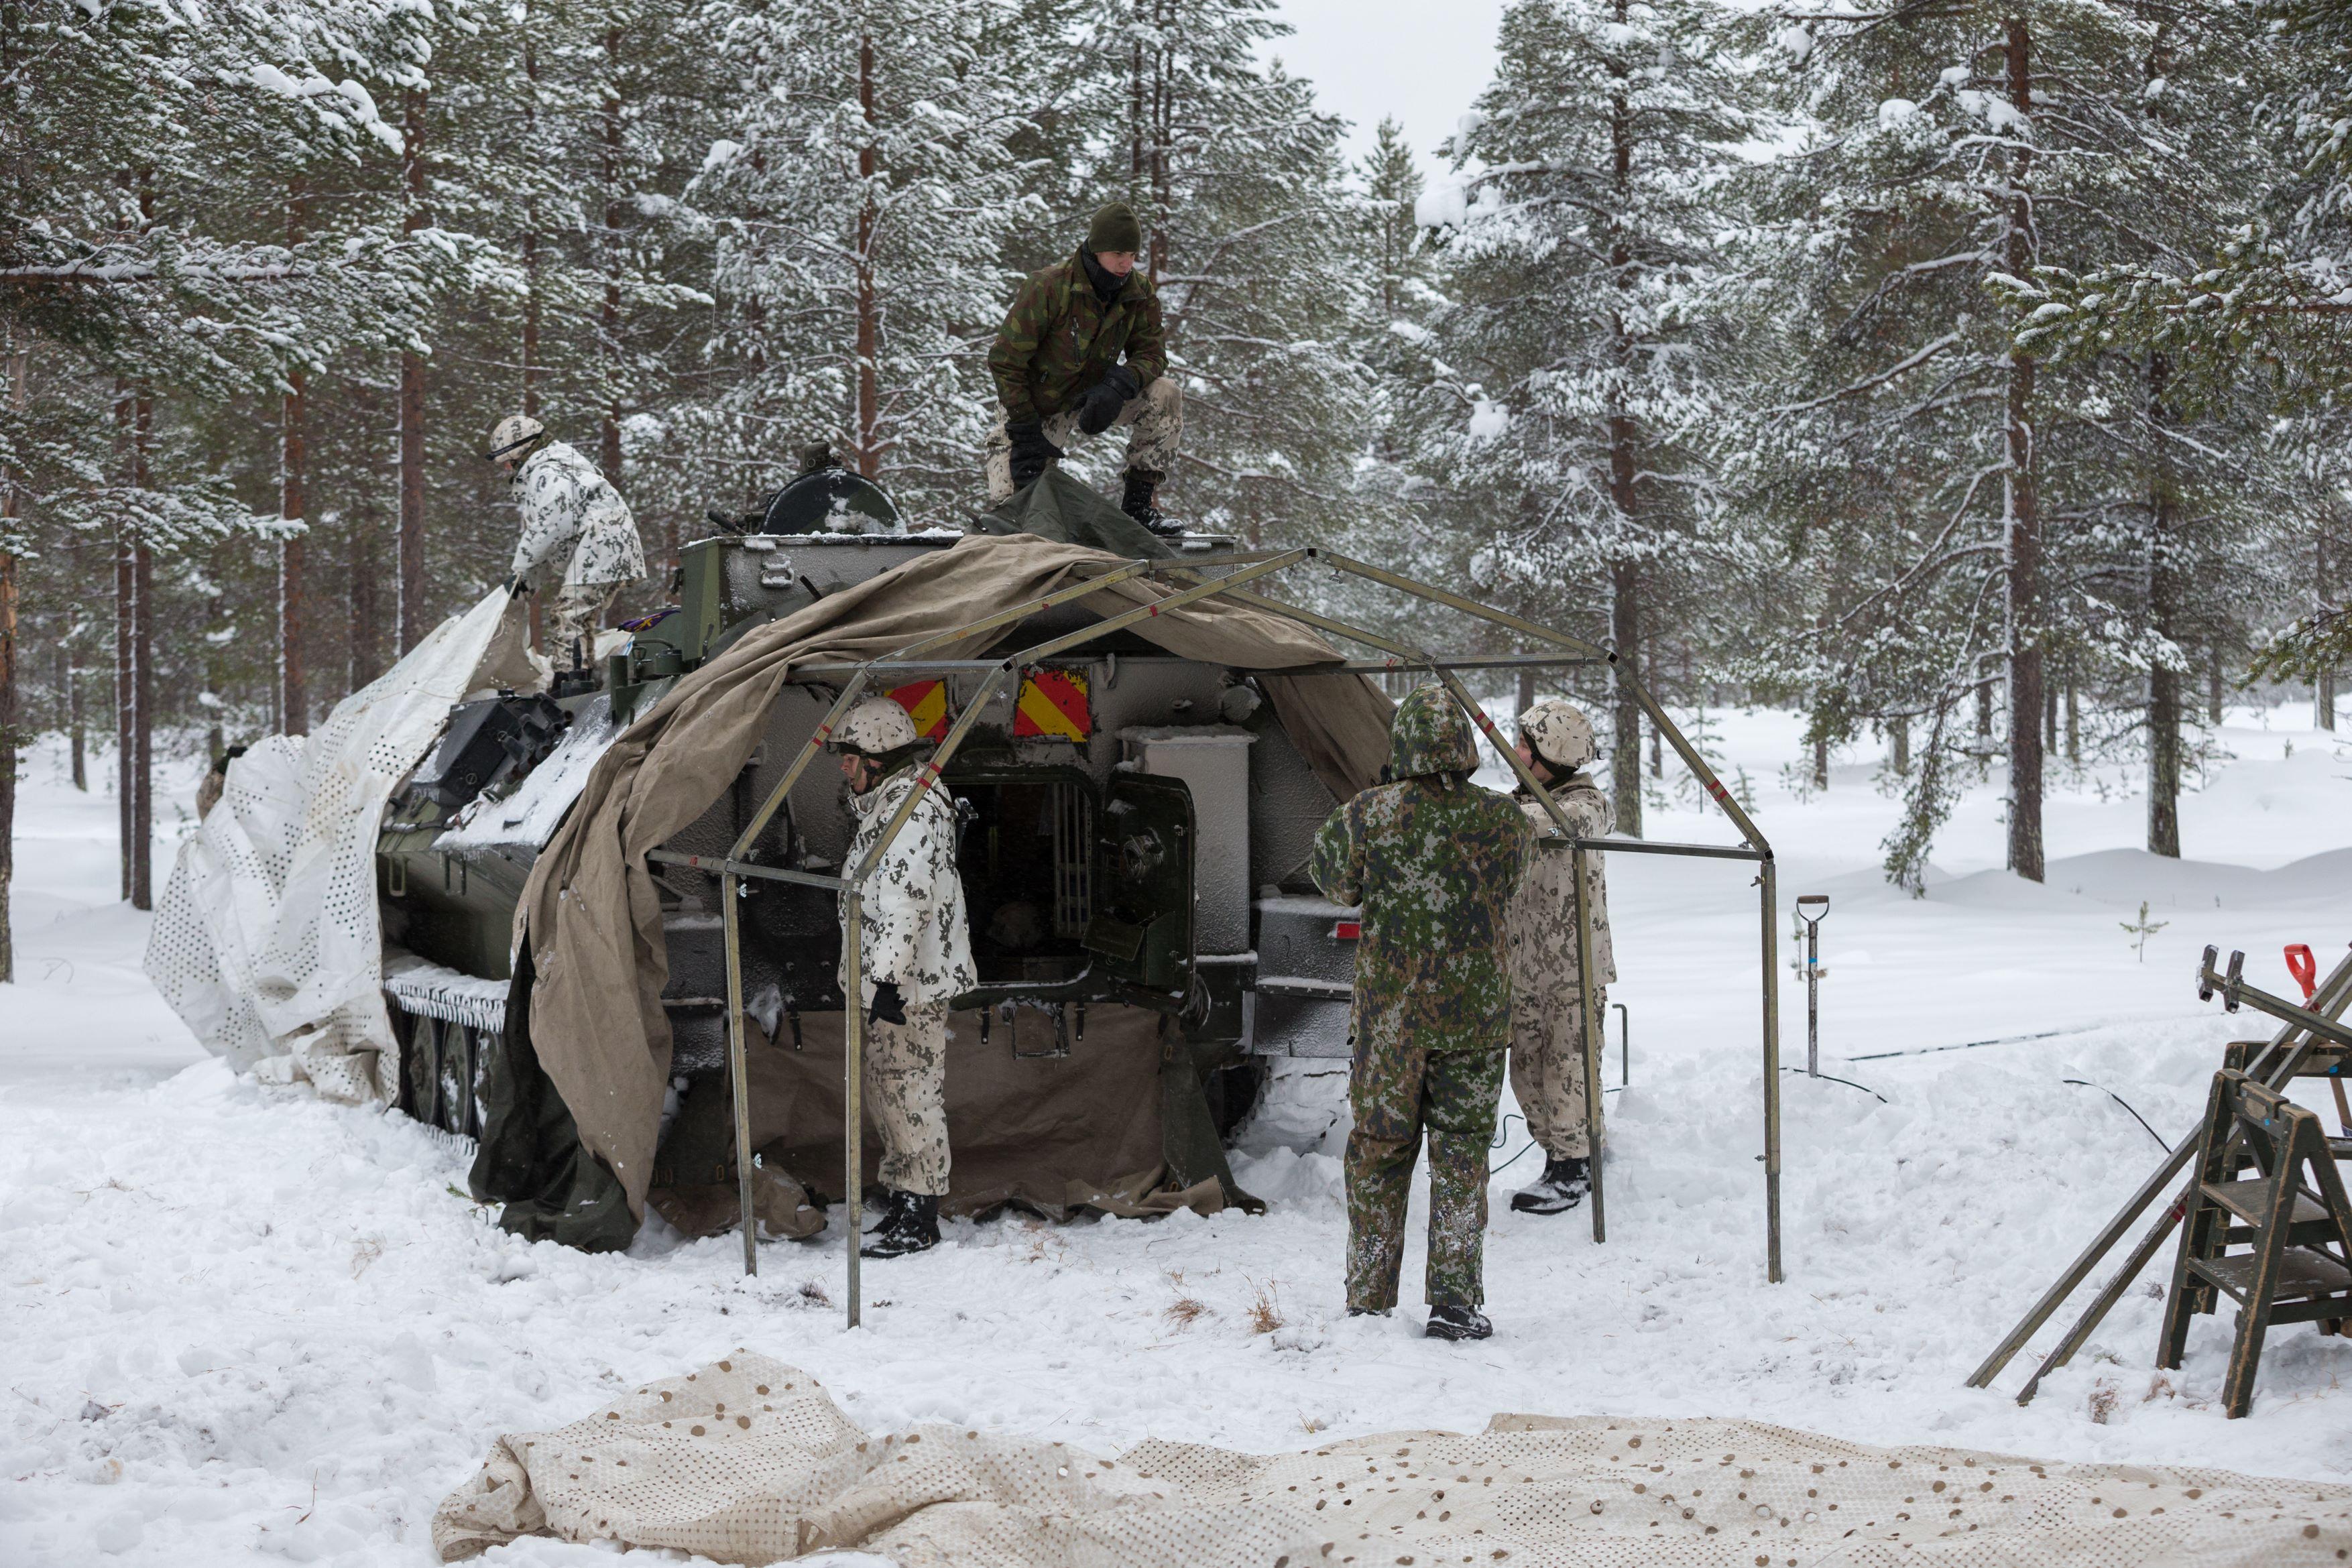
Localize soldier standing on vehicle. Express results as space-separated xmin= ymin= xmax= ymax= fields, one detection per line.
xmin=482 ymin=414 xmax=648 ymax=666
xmin=1503 ymin=699 xmax=1616 ymax=1215
xmin=830 ymin=696 xmax=978 ymax=1259
xmin=984 ymin=201 xmax=1185 ymax=535
xmin=1309 ymin=684 xmax=1533 ymax=1341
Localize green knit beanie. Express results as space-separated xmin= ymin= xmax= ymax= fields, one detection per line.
xmin=1086 ymin=202 xmax=1144 ymax=255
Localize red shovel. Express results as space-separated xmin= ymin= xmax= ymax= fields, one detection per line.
xmin=2288 ymin=943 xmax=2351 ymax=1134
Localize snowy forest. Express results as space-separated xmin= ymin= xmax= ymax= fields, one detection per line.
xmin=7 ymin=0 xmax=2352 ymax=973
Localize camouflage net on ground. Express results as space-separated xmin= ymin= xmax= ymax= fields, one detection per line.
xmin=434 ymin=1352 xmax=2352 ymax=1567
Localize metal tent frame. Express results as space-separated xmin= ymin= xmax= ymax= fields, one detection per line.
xmin=650 ymin=546 xmax=1781 ymax=1326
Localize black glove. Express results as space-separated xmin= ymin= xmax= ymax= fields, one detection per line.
xmin=1076 ymin=365 xmax=1140 ymax=436
xmin=1006 ymin=420 xmax=1062 ymax=489
xmin=503 ymin=573 xmax=532 ymax=596
xmin=868 ymin=981 xmax=907 ymax=1028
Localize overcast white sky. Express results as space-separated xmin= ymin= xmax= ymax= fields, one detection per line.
xmin=1265 ymin=0 xmax=1509 ymax=171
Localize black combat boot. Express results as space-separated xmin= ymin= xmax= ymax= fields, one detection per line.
xmin=1425 ymin=1304 xmax=1492 ymax=1341
xmin=1120 ymin=468 xmax=1185 ymax=537
xmin=1509 ymin=1155 xmax=1590 ymax=1215
xmin=859 ymin=1189 xmax=940 ymax=1259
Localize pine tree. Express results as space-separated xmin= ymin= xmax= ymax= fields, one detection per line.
xmin=1738 ymin=2 xmax=2276 ymax=884
xmin=1409 ymin=0 xmax=1759 ymax=835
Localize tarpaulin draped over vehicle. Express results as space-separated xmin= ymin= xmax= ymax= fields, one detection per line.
xmin=517 ymin=531 xmax=1393 ymax=1221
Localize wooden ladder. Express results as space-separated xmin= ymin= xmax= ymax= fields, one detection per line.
xmin=2158 ymin=1069 xmax=2352 ymax=1416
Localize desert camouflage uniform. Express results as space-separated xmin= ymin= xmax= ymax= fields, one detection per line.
xmin=984 ymin=250 xmax=1178 ymax=502
xmin=508 ymin=440 xmax=647 ymax=656
xmin=1309 ymin=685 xmax=1533 ymax=1311
xmin=1507 ymin=777 xmax=1617 ymax=1162
xmin=838 ymin=762 xmax=977 ymax=1197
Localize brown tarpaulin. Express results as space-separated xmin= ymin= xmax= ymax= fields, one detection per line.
xmin=518 ymin=533 xmax=1392 ymax=1219
xmin=650 ymin=1005 xmax=1221 ymax=1235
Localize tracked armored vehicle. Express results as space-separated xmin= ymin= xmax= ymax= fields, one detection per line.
xmin=372 ymin=470 xmax=1379 ymax=1255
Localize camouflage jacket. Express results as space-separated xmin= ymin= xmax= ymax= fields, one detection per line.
xmin=1308 ymin=686 xmax=1533 ymax=1057
xmin=988 ymin=250 xmax=1167 ymax=424
xmin=838 ymin=764 xmax=977 ymax=1010
xmin=508 ymin=441 xmax=647 ymax=591
xmin=1507 ymin=776 xmax=1617 ymax=1003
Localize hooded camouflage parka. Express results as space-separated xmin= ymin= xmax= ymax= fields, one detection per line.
xmin=1309 ymin=686 xmax=1534 ymax=1056
xmin=988 ymin=251 xmax=1167 ymax=424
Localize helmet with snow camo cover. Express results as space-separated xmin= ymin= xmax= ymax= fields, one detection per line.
xmin=829 ymin=695 xmax=923 ymax=760
xmin=483 ymin=413 xmax=547 ymax=466
xmin=1518 ymin=698 xmax=1597 ymax=772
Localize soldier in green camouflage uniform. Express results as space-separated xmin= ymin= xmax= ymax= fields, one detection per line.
xmin=985 ymin=202 xmax=1183 ymax=532
xmin=1309 ymin=684 xmax=1533 ymax=1341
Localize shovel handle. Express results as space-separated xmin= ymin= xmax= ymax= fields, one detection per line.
xmin=2288 ymin=943 xmax=2318 ymax=1004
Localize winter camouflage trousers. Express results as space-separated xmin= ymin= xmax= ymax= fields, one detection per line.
xmin=1510 ymin=982 xmax=1605 ymax=1160
xmin=547 ymin=581 xmax=620 ymax=669
xmin=866 ymin=1000 xmax=951 ymax=1197
xmin=983 ymin=376 xmax=1183 ymax=502
xmin=1345 ymin=1043 xmax=1506 ymax=1311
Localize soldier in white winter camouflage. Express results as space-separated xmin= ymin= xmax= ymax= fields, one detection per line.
xmin=483 ymin=414 xmax=649 ymax=667
xmin=1505 ymin=699 xmax=1616 ymax=1216
xmin=830 ymin=695 xmax=978 ymax=1259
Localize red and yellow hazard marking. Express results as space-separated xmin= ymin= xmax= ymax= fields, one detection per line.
xmin=887 ymin=680 xmax=950 ymax=739
xmin=1014 ymin=668 xmax=1090 ymax=740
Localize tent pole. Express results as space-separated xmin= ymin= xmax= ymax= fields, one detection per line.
xmin=1574 ymin=842 xmax=1605 ymax=1243
xmin=723 ymin=870 xmax=756 ymax=1276
xmin=1761 ymin=855 xmax=1782 ymax=1284
xmin=1303 ymin=555 xmax=1773 ymax=853
xmin=834 ymin=662 xmax=1016 ymax=1329
xmin=843 ymin=895 xmax=864 ymax=1328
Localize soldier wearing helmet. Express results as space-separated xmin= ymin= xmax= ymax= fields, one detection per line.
xmin=1503 ymin=698 xmax=1616 ymax=1216
xmin=829 ymin=695 xmax=977 ymax=1258
xmin=483 ymin=414 xmax=648 ymax=670
xmin=1308 ymin=684 xmax=1534 ymax=1342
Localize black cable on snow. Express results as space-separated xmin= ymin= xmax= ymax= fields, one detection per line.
xmin=2062 ymin=1079 xmax=2169 ymax=1150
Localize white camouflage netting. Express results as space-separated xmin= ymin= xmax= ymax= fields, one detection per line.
xmin=145 ymin=589 xmax=536 ymax=1100
xmin=434 ymin=1353 xmax=2352 ymax=1567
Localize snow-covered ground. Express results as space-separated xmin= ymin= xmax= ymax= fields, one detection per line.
xmin=6 ymin=707 xmax=2352 ymax=1565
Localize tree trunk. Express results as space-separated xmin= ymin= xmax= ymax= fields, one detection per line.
xmin=1516 ymin=666 xmax=1536 ymax=719
xmin=852 ymin=31 xmax=880 ymax=479
xmin=1604 ymin=0 xmax=1642 ymax=838
xmin=2146 ymin=353 xmax=2182 ymax=858
xmin=113 ymin=382 xmax=132 ymax=901
xmin=2064 ymin=671 xmax=2079 ymax=764
xmin=1645 ymin=627 xmax=1663 ymax=779
xmin=1889 ymin=714 xmax=1909 ymax=774
xmin=66 ymin=538 xmax=85 ymax=790
xmin=601 ymin=29 xmax=625 ymax=489
xmin=1147 ymin=0 xmax=1171 ymax=282
xmin=523 ymin=29 xmax=542 ymax=419
xmin=2000 ymin=17 xmax=2046 ymax=882
xmin=0 ymin=331 xmax=24 ymax=980
xmin=282 ymin=365 xmax=309 ymax=737
xmin=399 ymin=89 xmax=428 ymax=654
xmin=2207 ymin=648 xmax=2223 ymax=724
xmin=130 ymin=390 xmax=152 ymax=908
xmin=1976 ymin=677 xmax=1992 ymax=740
xmin=1610 ymin=558 xmax=1643 ymax=837
xmin=350 ymin=506 xmax=380 ymax=691
xmin=2320 ymin=534 xmax=2337 ymax=731
xmin=1812 ymin=727 xmax=1828 ymax=791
